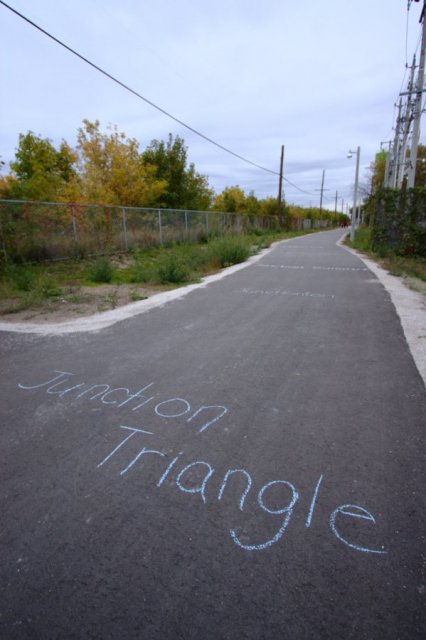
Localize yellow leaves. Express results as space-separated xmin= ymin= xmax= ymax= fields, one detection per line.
xmin=74 ymin=120 xmax=167 ymax=206
xmin=4 ymin=121 xmax=210 ymax=209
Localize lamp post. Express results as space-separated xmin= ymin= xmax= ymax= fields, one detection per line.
xmin=347 ymin=146 xmax=360 ymax=242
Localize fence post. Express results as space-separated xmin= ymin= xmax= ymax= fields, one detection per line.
xmin=158 ymin=209 xmax=163 ymax=245
xmin=0 ymin=207 xmax=6 ymax=262
xmin=71 ymin=206 xmax=78 ymax=242
xmin=184 ymin=210 xmax=188 ymax=233
xmin=121 ymin=207 xmax=129 ymax=251
xmin=205 ymin=212 xmax=209 ymax=233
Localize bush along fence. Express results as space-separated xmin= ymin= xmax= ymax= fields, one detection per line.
xmin=369 ymin=187 xmax=426 ymax=256
xmin=0 ymin=200 xmax=336 ymax=264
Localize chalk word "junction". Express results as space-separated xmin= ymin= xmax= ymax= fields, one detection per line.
xmin=18 ymin=370 xmax=228 ymax=435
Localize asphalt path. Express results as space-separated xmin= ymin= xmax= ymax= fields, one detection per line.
xmin=0 ymin=229 xmax=425 ymax=639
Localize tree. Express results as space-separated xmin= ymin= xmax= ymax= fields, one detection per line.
xmin=213 ymin=186 xmax=247 ymax=213
xmin=8 ymin=132 xmax=77 ymax=201
xmin=1 ymin=124 xmax=213 ymax=209
xmin=368 ymin=144 xmax=426 ymax=192
xmin=143 ymin=133 xmax=213 ymax=209
xmin=259 ymin=196 xmax=280 ymax=217
xmin=370 ymin=151 xmax=387 ymax=193
xmin=183 ymin=163 xmax=213 ymax=210
xmin=74 ymin=120 xmax=167 ymax=206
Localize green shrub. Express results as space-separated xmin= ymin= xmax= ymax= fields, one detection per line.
xmin=157 ymin=254 xmax=190 ymax=284
xmin=88 ymin=257 xmax=114 ymax=283
xmin=208 ymin=236 xmax=251 ymax=267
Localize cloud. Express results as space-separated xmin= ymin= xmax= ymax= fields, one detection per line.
xmin=1 ymin=0 xmax=423 ymax=206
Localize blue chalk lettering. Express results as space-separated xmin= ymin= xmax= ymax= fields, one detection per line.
xmin=18 ymin=370 xmax=72 ymax=390
xmin=97 ymin=425 xmax=153 ymax=469
xmin=230 ymin=480 xmax=299 ymax=551
xmin=120 ymin=447 xmax=165 ymax=476
xmin=187 ymin=405 xmax=228 ymax=433
xmin=131 ymin=396 xmax=156 ymax=412
xmin=176 ymin=461 xmax=215 ymax=504
xmin=54 ymin=383 xmax=86 ymax=397
xmin=155 ymin=398 xmax=191 ymax=419
xmin=217 ymin=469 xmax=253 ymax=511
xmin=76 ymin=384 xmax=110 ymax=400
xmin=157 ymin=452 xmax=184 ymax=486
xmin=329 ymin=504 xmax=387 ymax=555
xmin=305 ymin=474 xmax=324 ymax=528
xmin=100 ymin=388 xmax=131 ymax=405
xmin=117 ymin=383 xmax=155 ymax=408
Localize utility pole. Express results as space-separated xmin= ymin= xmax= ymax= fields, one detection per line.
xmin=315 ymin=170 xmax=329 ymax=215
xmin=334 ymin=190 xmax=338 ymax=213
xmin=388 ymin=99 xmax=403 ymax=188
xmin=408 ymin=0 xmax=426 ymax=188
xmin=277 ymin=145 xmax=285 ymax=212
xmin=398 ymin=55 xmax=417 ymax=187
xmin=348 ymin=147 xmax=361 ymax=243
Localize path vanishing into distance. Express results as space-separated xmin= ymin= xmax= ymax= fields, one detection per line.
xmin=0 ymin=228 xmax=425 ymax=639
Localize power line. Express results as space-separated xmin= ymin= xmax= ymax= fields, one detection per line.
xmin=0 ymin=2 xmax=275 ymax=175
xmin=0 ymin=0 xmax=315 ymax=196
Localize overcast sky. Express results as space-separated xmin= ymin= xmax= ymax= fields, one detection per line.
xmin=1 ymin=0 xmax=424 ymax=208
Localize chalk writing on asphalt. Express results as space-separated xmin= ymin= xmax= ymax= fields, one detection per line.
xmin=18 ymin=370 xmax=228 ymax=434
xmin=257 ymin=264 xmax=368 ymax=272
xmin=238 ymin=288 xmax=335 ymax=299
xmin=18 ymin=371 xmax=387 ymax=556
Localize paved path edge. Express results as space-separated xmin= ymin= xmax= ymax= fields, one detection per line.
xmin=339 ymin=234 xmax=426 ymax=388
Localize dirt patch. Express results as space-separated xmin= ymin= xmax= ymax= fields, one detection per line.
xmin=0 ymin=284 xmax=164 ymax=324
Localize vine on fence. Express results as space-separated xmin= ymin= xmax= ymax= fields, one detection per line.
xmin=371 ymin=187 xmax=426 ymax=256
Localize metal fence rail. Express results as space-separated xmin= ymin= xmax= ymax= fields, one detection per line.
xmin=0 ymin=200 xmax=334 ymax=263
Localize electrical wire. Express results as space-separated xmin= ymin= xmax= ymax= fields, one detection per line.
xmin=0 ymin=0 xmax=316 ymax=196
xmin=0 ymin=2 xmax=275 ymax=175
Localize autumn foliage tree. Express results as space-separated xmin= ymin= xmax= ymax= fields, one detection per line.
xmin=3 ymin=132 xmax=76 ymax=201
xmin=69 ymin=120 xmax=167 ymax=206
xmin=0 ymin=122 xmax=212 ymax=210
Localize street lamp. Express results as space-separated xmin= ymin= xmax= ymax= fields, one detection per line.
xmin=347 ymin=146 xmax=360 ymax=242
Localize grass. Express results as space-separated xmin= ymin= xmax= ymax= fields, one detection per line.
xmin=0 ymin=228 xmax=320 ymax=314
xmin=347 ymin=226 xmax=426 ymax=284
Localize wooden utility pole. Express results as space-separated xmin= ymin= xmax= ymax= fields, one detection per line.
xmin=398 ymin=56 xmax=417 ymax=187
xmin=315 ymin=170 xmax=329 ymax=215
xmin=277 ymin=145 xmax=285 ymax=212
xmin=388 ymin=99 xmax=403 ymax=188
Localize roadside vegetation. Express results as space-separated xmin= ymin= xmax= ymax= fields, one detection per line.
xmin=349 ymin=226 xmax=426 ymax=291
xmin=0 ymin=119 xmax=345 ymax=316
xmin=345 ymin=145 xmax=426 ymax=293
xmin=0 ymin=228 xmax=316 ymax=315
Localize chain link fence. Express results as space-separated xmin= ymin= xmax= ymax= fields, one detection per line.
xmin=0 ymin=200 xmax=334 ymax=263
